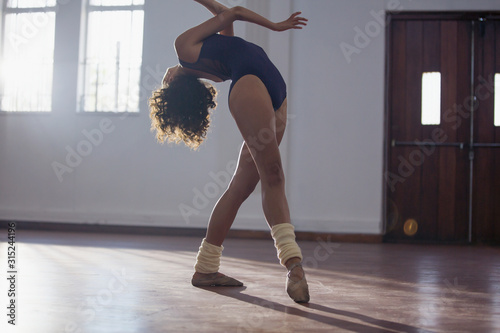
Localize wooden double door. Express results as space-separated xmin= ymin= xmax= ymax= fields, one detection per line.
xmin=385 ymin=13 xmax=500 ymax=244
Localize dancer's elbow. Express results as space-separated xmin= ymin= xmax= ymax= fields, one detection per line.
xmin=230 ymin=6 xmax=244 ymax=21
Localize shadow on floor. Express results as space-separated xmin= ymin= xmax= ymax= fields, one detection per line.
xmin=194 ymin=285 xmax=435 ymax=333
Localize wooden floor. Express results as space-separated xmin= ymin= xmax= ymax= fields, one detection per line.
xmin=1 ymin=230 xmax=499 ymax=333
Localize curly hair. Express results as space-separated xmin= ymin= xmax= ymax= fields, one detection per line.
xmin=149 ymin=75 xmax=217 ymax=150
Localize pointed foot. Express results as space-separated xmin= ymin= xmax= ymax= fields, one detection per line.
xmin=192 ymin=272 xmax=244 ymax=287
xmin=286 ymin=263 xmax=310 ymax=303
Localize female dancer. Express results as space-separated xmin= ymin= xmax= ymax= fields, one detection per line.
xmin=149 ymin=0 xmax=309 ymax=303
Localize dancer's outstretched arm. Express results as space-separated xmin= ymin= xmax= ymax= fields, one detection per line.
xmin=176 ymin=4 xmax=307 ymax=62
xmin=194 ymin=0 xmax=234 ymax=36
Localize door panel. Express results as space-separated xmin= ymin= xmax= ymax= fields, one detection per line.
xmin=420 ymin=21 xmax=441 ymax=240
xmin=385 ymin=17 xmax=471 ymax=243
xmin=437 ymin=20 xmax=470 ymax=242
xmin=472 ymin=19 xmax=500 ymax=244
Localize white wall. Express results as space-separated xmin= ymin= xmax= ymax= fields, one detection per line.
xmin=1 ymin=0 xmax=499 ymax=234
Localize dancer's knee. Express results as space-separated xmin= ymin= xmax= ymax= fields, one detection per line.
xmin=261 ymin=160 xmax=284 ymax=188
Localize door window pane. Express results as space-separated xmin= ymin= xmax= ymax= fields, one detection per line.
xmin=495 ymin=73 xmax=499 ymax=127
xmin=421 ymin=72 xmax=441 ymax=125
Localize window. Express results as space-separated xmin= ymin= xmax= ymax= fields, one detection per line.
xmin=78 ymin=0 xmax=144 ymax=112
xmin=421 ymin=72 xmax=441 ymax=125
xmin=495 ymin=73 xmax=499 ymax=127
xmin=0 ymin=0 xmax=57 ymax=112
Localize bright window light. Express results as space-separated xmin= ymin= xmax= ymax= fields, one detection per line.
xmin=89 ymin=0 xmax=144 ymax=5
xmin=495 ymin=73 xmax=500 ymax=127
xmin=1 ymin=5 xmax=56 ymax=111
xmin=79 ymin=1 xmax=144 ymax=112
xmin=421 ymin=72 xmax=441 ymax=125
xmin=7 ymin=0 xmax=56 ymax=8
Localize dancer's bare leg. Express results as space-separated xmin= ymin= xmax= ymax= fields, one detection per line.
xmin=204 ymin=143 xmax=260 ymax=247
xmin=192 ymin=81 xmax=303 ymax=283
xmin=204 ymin=97 xmax=287 ymax=245
xmin=227 ymin=75 xmax=303 ymax=281
xmin=228 ymin=76 xmax=289 ymax=227
xmin=191 ymin=143 xmax=259 ymax=284
xmin=192 ymin=98 xmax=300 ymax=281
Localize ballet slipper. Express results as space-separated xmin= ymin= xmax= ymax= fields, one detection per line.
xmin=286 ymin=262 xmax=310 ymax=303
xmin=191 ymin=272 xmax=243 ymax=287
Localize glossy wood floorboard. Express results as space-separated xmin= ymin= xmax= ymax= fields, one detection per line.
xmin=1 ymin=230 xmax=499 ymax=333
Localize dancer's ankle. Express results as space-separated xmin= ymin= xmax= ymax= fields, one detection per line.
xmin=285 ymin=257 xmax=302 ymax=270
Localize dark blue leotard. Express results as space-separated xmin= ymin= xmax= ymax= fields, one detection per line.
xmin=179 ymin=34 xmax=286 ymax=111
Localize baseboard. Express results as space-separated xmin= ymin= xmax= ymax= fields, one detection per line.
xmin=0 ymin=220 xmax=382 ymax=243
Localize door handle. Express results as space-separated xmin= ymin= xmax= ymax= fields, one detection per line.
xmin=391 ymin=140 xmax=465 ymax=149
xmin=471 ymin=143 xmax=500 ymax=148
xmin=391 ymin=140 xmax=500 ymax=149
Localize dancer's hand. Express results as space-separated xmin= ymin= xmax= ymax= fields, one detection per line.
xmin=274 ymin=12 xmax=308 ymax=31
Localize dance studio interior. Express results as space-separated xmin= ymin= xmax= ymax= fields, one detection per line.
xmin=1 ymin=0 xmax=500 ymax=332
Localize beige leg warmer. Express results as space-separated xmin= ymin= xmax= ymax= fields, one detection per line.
xmin=194 ymin=238 xmax=223 ymax=274
xmin=271 ymin=223 xmax=303 ymax=267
